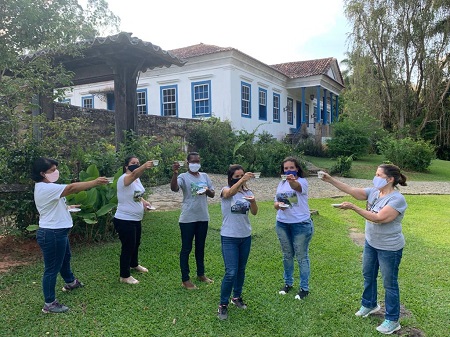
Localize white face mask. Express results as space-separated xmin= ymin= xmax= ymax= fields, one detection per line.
xmin=188 ymin=163 xmax=201 ymax=173
xmin=373 ymin=176 xmax=389 ymax=190
xmin=45 ymin=169 xmax=60 ymax=183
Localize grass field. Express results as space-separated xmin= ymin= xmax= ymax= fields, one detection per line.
xmin=1 ymin=195 xmax=449 ymax=337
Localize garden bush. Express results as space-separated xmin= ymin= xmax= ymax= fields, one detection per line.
xmin=378 ymin=136 xmax=436 ymax=172
xmin=326 ymin=119 xmax=371 ymax=159
xmin=330 ymin=155 xmax=353 ymax=177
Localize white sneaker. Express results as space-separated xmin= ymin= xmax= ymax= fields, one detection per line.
xmin=376 ymin=319 xmax=401 ymax=334
xmin=355 ymin=304 xmax=381 ymax=317
xmin=119 ymin=276 xmax=139 ymax=284
xmin=132 ymin=265 xmax=148 ymax=273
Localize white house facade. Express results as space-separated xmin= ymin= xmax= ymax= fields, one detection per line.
xmin=60 ymin=43 xmax=344 ymax=141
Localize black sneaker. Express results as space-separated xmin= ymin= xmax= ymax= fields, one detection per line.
xmin=217 ymin=304 xmax=228 ymax=320
xmin=62 ymin=278 xmax=84 ymax=292
xmin=231 ymin=297 xmax=247 ymax=309
xmin=42 ymin=300 xmax=69 ymax=314
xmin=295 ymin=288 xmax=309 ymax=300
xmin=278 ymin=284 xmax=293 ymax=295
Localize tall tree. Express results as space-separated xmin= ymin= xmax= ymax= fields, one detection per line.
xmin=344 ymin=0 xmax=450 ymax=154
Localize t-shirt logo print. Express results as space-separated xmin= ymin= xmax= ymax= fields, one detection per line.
xmin=231 ymin=200 xmax=250 ymax=214
xmin=190 ymin=182 xmax=207 ymax=196
xmin=276 ymin=192 xmax=298 ymax=207
xmin=133 ymin=190 xmax=144 ymax=202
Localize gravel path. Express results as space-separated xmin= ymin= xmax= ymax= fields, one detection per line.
xmin=147 ymin=174 xmax=450 ymax=211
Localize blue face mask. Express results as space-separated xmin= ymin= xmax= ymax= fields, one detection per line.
xmin=373 ymin=176 xmax=389 ymax=189
xmin=284 ymin=170 xmax=298 ymax=176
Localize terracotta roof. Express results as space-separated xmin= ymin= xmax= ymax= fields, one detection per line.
xmin=270 ymin=58 xmax=334 ymax=79
xmin=169 ymin=43 xmax=234 ymax=59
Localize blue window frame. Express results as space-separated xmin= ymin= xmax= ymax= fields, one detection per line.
xmin=191 ymin=80 xmax=211 ymax=117
xmin=258 ymin=88 xmax=267 ymax=121
xmin=273 ymin=93 xmax=280 ymax=122
xmin=241 ymin=81 xmax=251 ymax=118
xmin=160 ymin=85 xmax=178 ymax=117
xmin=137 ymin=89 xmax=147 ymax=114
xmin=81 ymin=95 xmax=94 ymax=109
xmin=287 ymin=98 xmax=293 ymax=125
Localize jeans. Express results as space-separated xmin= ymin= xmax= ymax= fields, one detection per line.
xmin=113 ymin=218 xmax=142 ymax=278
xmin=275 ymin=219 xmax=314 ymax=291
xmin=361 ymin=240 xmax=403 ymax=321
xmin=220 ymin=236 xmax=252 ymax=305
xmin=179 ymin=221 xmax=208 ymax=282
xmin=36 ymin=227 xmax=75 ymax=303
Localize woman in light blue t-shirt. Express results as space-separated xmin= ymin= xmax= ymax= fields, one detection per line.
xmin=217 ymin=164 xmax=258 ymax=321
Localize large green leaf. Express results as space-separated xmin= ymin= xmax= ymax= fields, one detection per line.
xmin=86 ymin=164 xmax=100 ymax=178
xmin=96 ymin=203 xmax=116 ymax=217
xmin=85 ymin=188 xmax=98 ymax=206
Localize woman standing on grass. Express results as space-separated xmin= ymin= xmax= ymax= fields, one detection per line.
xmin=32 ymin=157 xmax=108 ymax=314
xmin=113 ymin=155 xmax=154 ymax=285
xmin=274 ymin=156 xmax=314 ymax=301
xmin=320 ymin=164 xmax=407 ymax=335
xmin=217 ymin=165 xmax=258 ymax=320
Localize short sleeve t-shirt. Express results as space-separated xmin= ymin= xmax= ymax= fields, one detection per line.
xmin=177 ymin=172 xmax=214 ymax=223
xmin=114 ymin=174 xmax=146 ymax=221
xmin=364 ymin=188 xmax=407 ymax=251
xmin=220 ymin=187 xmax=253 ymax=238
xmin=34 ymin=182 xmax=73 ymax=229
xmin=274 ymin=177 xmax=310 ymax=223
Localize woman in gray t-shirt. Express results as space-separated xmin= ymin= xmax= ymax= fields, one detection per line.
xmin=320 ymin=164 xmax=407 ymax=335
xmin=217 ymin=164 xmax=258 ymax=321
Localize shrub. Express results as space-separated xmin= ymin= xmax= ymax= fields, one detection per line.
xmin=326 ymin=120 xmax=371 ymax=159
xmin=378 ymin=137 xmax=435 ymax=172
xmin=292 ymin=136 xmax=328 ymax=157
xmin=330 ymin=155 xmax=353 ymax=177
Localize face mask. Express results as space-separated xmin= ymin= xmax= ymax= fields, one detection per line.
xmin=230 ymin=178 xmax=240 ymax=187
xmin=189 ymin=163 xmax=201 ymax=173
xmin=45 ymin=169 xmax=60 ymax=183
xmin=284 ymin=170 xmax=298 ymax=176
xmin=373 ymin=176 xmax=389 ymax=189
xmin=128 ymin=164 xmax=140 ymax=172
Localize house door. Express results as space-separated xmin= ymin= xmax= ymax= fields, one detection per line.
xmin=296 ymin=101 xmax=302 ymax=129
xmin=106 ymin=93 xmax=115 ymax=111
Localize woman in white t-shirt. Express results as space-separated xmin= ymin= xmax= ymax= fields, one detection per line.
xmin=32 ymin=157 xmax=108 ymax=314
xmin=274 ymin=156 xmax=314 ymax=301
xmin=217 ymin=164 xmax=258 ymax=320
xmin=113 ymin=155 xmax=154 ymax=284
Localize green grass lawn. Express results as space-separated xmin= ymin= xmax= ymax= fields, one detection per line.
xmin=305 ymin=155 xmax=450 ymax=181
xmin=1 ymin=196 xmax=449 ymax=337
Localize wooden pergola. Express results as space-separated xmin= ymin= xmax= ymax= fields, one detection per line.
xmin=31 ymin=32 xmax=186 ymax=147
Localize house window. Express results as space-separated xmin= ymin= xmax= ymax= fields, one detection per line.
xmin=258 ymin=88 xmax=267 ymax=120
xmin=81 ymin=95 xmax=94 ymax=109
xmin=161 ymin=85 xmax=177 ymax=117
xmin=241 ymin=82 xmax=251 ymax=118
xmin=192 ymin=80 xmax=211 ymax=117
xmin=273 ymin=93 xmax=280 ymax=122
xmin=137 ymin=89 xmax=147 ymax=114
xmin=287 ymin=98 xmax=293 ymax=125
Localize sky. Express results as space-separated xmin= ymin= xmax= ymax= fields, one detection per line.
xmin=104 ymin=0 xmax=352 ymax=66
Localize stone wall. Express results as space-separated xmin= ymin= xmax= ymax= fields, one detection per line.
xmin=54 ymin=102 xmax=203 ymax=143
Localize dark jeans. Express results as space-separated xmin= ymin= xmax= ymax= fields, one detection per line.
xmin=113 ymin=218 xmax=142 ymax=278
xmin=220 ymin=235 xmax=251 ymax=305
xmin=179 ymin=221 xmax=208 ymax=282
xmin=36 ymin=227 xmax=76 ymax=303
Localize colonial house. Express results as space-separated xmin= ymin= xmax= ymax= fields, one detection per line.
xmin=60 ymin=42 xmax=344 ymax=142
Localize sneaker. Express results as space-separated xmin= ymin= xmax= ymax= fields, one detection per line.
xmin=294 ymin=288 xmax=309 ymax=300
xmin=42 ymin=300 xmax=69 ymax=314
xmin=119 ymin=276 xmax=139 ymax=284
xmin=62 ymin=278 xmax=84 ymax=292
xmin=355 ymin=304 xmax=381 ymax=317
xmin=197 ymin=275 xmax=214 ymax=284
xmin=131 ymin=265 xmax=148 ymax=273
xmin=279 ymin=284 xmax=293 ymax=295
xmin=217 ymin=304 xmax=228 ymax=320
xmin=231 ymin=297 xmax=247 ymax=309
xmin=181 ymin=280 xmax=198 ymax=290
xmin=376 ymin=319 xmax=401 ymax=334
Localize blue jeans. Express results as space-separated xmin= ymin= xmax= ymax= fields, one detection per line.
xmin=275 ymin=219 xmax=314 ymax=291
xmin=362 ymin=241 xmax=403 ymax=321
xmin=179 ymin=221 xmax=208 ymax=282
xmin=220 ymin=235 xmax=251 ymax=305
xmin=36 ymin=227 xmax=76 ymax=303
xmin=113 ymin=218 xmax=142 ymax=278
